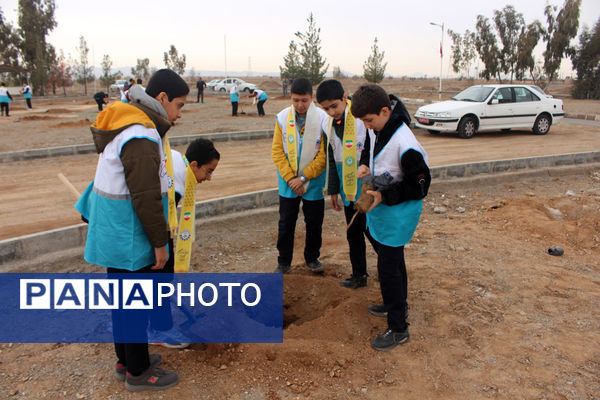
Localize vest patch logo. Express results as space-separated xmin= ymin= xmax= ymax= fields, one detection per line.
xmin=167 ymin=175 xmax=174 ymax=188
xmin=287 ymin=135 xmax=295 ymax=144
xmin=183 ymin=212 xmax=191 ymax=221
xmin=179 ymin=230 xmax=191 ymax=241
xmin=344 ymin=139 xmax=354 ymax=148
xmin=288 ymin=119 xmax=295 ymax=128
xmin=345 ymin=156 xmax=355 ymax=166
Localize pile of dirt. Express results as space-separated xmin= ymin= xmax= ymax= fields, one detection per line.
xmin=53 ymin=119 xmax=91 ymax=128
xmin=19 ymin=115 xmax=57 ymax=121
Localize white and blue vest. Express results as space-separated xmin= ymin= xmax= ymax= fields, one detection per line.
xmin=367 ymin=123 xmax=428 ymax=247
xmin=276 ymin=106 xmax=327 ymax=200
xmin=0 ymin=87 xmax=11 ymax=103
xmin=75 ymin=125 xmax=169 ymax=271
xmin=23 ymin=85 xmax=32 ymax=99
xmin=322 ymin=113 xmax=367 ymax=206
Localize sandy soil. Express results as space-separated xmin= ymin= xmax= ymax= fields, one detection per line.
xmin=0 ymin=170 xmax=599 ymax=399
xmin=0 ymin=80 xmax=599 ymax=240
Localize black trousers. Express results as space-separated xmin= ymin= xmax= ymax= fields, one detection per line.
xmin=108 ymin=239 xmax=175 ymax=376
xmin=366 ymin=230 xmax=408 ymax=332
xmin=25 ymin=98 xmax=32 ymax=109
xmin=256 ymin=100 xmax=266 ymax=116
xmin=344 ymin=202 xmax=367 ymax=277
xmin=197 ymin=91 xmax=204 ymax=103
xmin=0 ymin=102 xmax=8 ymax=116
xmin=277 ymin=196 xmax=324 ymax=266
xmin=96 ymin=100 xmax=104 ymax=111
xmin=231 ymin=101 xmax=238 ymax=116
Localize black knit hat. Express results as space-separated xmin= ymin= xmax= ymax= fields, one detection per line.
xmin=145 ymin=69 xmax=190 ymax=101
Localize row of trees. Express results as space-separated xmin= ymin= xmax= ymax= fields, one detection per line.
xmin=0 ymin=1 xmax=189 ymax=95
xmin=448 ymin=1 xmax=581 ymax=85
xmin=447 ymin=0 xmax=598 ymax=98
xmin=280 ymin=13 xmax=388 ymax=84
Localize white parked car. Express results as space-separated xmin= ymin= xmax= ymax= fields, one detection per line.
xmin=109 ymin=79 xmax=128 ymax=95
xmin=214 ymin=78 xmax=257 ymax=93
xmin=414 ymin=84 xmax=565 ymax=138
xmin=207 ymin=79 xmax=222 ymax=91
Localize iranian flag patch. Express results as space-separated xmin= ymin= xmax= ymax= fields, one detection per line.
xmin=344 ymin=140 xmax=353 ymax=148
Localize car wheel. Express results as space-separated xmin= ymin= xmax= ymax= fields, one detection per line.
xmin=533 ymin=114 xmax=551 ymax=135
xmin=457 ymin=116 xmax=477 ymax=139
xmin=219 ymin=88 xmax=226 ymax=92
xmin=243 ymin=87 xmax=250 ymax=93
xmin=427 ymin=129 xmax=440 ymax=134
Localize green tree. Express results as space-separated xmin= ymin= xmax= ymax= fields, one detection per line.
xmin=279 ymin=41 xmax=302 ymax=79
xmin=73 ymin=36 xmax=94 ymax=94
xmin=48 ymin=49 xmax=72 ymax=96
xmin=571 ymin=18 xmax=600 ymax=99
xmin=18 ymin=0 xmax=57 ymax=95
xmin=131 ymin=58 xmax=150 ymax=80
xmin=0 ymin=7 xmax=23 ymax=83
xmin=99 ymin=54 xmax=121 ymax=91
xmin=516 ymin=21 xmax=543 ymax=82
xmin=280 ymin=13 xmax=328 ymax=84
xmin=543 ymin=0 xmax=581 ymax=82
xmin=448 ymin=29 xmax=477 ymax=78
xmin=163 ymin=45 xmax=186 ymax=75
xmin=295 ymin=13 xmax=328 ymax=84
xmin=493 ymin=5 xmax=525 ymax=82
xmin=475 ymin=15 xmax=502 ymax=81
xmin=363 ymin=37 xmax=387 ymax=83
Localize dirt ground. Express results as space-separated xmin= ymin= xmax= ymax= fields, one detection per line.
xmin=0 ymin=169 xmax=599 ymax=399
xmin=0 ymin=78 xmax=599 ymax=240
xmin=0 ymin=78 xmax=599 ymax=399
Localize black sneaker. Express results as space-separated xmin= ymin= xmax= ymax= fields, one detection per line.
xmin=125 ymin=365 xmax=179 ymax=392
xmin=306 ymin=260 xmax=325 ymax=273
xmin=368 ymin=304 xmax=409 ymax=319
xmin=274 ymin=264 xmax=291 ymax=274
xmin=368 ymin=304 xmax=387 ymax=317
xmin=371 ymin=328 xmax=409 ymax=351
xmin=115 ymin=353 xmax=162 ymax=381
xmin=340 ymin=275 xmax=367 ymax=289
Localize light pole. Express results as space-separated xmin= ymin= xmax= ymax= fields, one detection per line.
xmin=430 ymin=21 xmax=444 ymax=100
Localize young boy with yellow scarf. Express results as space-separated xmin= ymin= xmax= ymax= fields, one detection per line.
xmin=316 ymin=79 xmax=369 ymax=289
xmin=271 ymin=78 xmax=328 ymax=274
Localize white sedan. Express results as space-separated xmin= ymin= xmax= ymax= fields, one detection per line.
xmin=414 ymin=84 xmax=565 ymax=138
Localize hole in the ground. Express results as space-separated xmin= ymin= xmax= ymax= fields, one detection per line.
xmin=282 ymin=275 xmax=344 ymax=329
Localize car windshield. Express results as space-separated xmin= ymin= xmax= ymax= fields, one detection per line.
xmin=529 ymin=85 xmax=546 ymax=96
xmin=452 ymin=87 xmax=494 ymax=102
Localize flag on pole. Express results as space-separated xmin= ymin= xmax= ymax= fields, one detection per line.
xmin=440 ymin=43 xmax=443 ymax=57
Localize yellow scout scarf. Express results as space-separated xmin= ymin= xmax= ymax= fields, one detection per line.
xmin=325 ymin=100 xmax=357 ymax=201
xmin=163 ymin=136 xmax=178 ymax=235
xmin=286 ymin=106 xmax=300 ymax=174
xmin=174 ymin=156 xmax=198 ymax=272
xmin=286 ymin=103 xmax=321 ymax=185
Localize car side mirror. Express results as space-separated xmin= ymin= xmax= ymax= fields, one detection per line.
xmin=490 ymin=99 xmax=499 ymax=105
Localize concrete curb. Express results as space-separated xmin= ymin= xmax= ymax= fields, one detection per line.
xmin=0 ymin=129 xmax=273 ymax=163
xmin=565 ymin=113 xmax=600 ymax=121
xmin=1 ymin=151 xmax=599 ymax=267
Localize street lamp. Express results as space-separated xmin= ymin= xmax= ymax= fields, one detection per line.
xmin=430 ymin=21 xmax=444 ymax=100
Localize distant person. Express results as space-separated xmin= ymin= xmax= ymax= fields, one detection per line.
xmin=351 ymin=84 xmax=430 ymax=351
xmin=136 ymin=78 xmax=145 ymax=90
xmin=271 ymin=77 xmax=328 ymax=274
xmin=93 ymin=91 xmax=109 ymax=111
xmin=282 ymin=78 xmax=288 ymax=96
xmin=22 ymin=82 xmax=32 ymax=109
xmin=249 ymin=88 xmax=268 ymax=116
xmin=230 ymin=81 xmax=239 ymax=116
xmin=196 ymin=78 xmax=207 ymax=103
xmin=0 ymin=82 xmax=13 ymax=117
xmin=316 ymin=79 xmax=368 ymax=289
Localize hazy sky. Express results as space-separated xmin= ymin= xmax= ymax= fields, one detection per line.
xmin=2 ymin=0 xmax=599 ymax=77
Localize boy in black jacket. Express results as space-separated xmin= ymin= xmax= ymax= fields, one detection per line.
xmin=351 ymin=84 xmax=431 ymax=351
